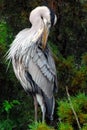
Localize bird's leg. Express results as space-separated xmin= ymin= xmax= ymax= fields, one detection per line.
xmin=41 ymin=104 xmax=46 ymax=122
xmin=36 ymin=94 xmax=46 ymax=122
xmin=33 ymin=95 xmax=38 ymax=122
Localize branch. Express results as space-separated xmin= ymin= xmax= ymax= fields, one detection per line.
xmin=66 ymin=86 xmax=81 ymax=130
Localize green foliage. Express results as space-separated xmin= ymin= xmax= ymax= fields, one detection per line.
xmin=48 ymin=41 xmax=59 ymax=56
xmin=0 ymin=20 xmax=19 ymax=101
xmin=82 ymin=53 xmax=87 ymax=65
xmin=57 ymin=56 xmax=75 ymax=80
xmin=0 ymin=21 xmax=7 ymax=45
xmin=57 ymin=0 xmax=87 ymax=59
xmin=58 ymin=123 xmax=73 ymax=130
xmin=0 ymin=0 xmax=87 ymax=129
xmin=0 ymin=100 xmax=20 ymax=130
xmin=80 ymin=0 xmax=87 ymax=4
xmin=0 ymin=119 xmax=15 ymax=130
xmin=57 ymin=93 xmax=87 ymax=129
xmin=56 ymin=54 xmax=87 ymax=95
xmin=82 ymin=124 xmax=87 ymax=130
xmin=0 ymin=20 xmax=13 ymax=52
xmin=2 ymin=100 xmax=20 ymax=113
xmin=28 ymin=122 xmax=55 ymax=130
xmin=0 ymin=19 xmax=34 ymax=129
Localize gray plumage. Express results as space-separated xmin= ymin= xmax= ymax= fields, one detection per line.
xmin=7 ymin=6 xmax=57 ymax=122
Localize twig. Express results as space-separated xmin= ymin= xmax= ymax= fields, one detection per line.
xmin=66 ymin=86 xmax=81 ymax=130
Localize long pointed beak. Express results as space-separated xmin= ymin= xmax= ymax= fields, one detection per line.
xmin=42 ymin=24 xmax=49 ymax=50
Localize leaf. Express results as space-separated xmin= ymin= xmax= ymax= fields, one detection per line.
xmin=3 ymin=100 xmax=12 ymax=113
xmin=12 ymin=100 xmax=20 ymax=105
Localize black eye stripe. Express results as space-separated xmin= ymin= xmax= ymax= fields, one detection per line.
xmin=49 ymin=8 xmax=55 ymax=26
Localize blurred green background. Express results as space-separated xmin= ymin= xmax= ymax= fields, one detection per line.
xmin=0 ymin=0 xmax=87 ymax=129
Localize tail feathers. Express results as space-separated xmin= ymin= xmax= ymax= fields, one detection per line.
xmin=44 ymin=95 xmax=55 ymax=121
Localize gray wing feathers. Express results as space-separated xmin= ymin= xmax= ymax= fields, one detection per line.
xmin=23 ymin=44 xmax=57 ymax=97
xmin=8 ymin=28 xmax=57 ymax=97
xmin=23 ymin=44 xmax=56 ymax=82
xmin=30 ymin=47 xmax=56 ymax=82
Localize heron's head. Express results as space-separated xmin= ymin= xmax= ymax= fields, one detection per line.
xmin=30 ymin=6 xmax=57 ymax=49
xmin=40 ymin=6 xmax=57 ymax=49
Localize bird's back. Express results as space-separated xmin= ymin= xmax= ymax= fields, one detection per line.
xmin=7 ymin=28 xmax=57 ymax=98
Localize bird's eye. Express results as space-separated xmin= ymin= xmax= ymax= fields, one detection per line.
xmin=41 ymin=16 xmax=43 ymax=20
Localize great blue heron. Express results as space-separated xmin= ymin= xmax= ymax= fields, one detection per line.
xmin=7 ymin=6 xmax=57 ymax=122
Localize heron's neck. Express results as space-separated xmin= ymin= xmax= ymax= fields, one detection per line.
xmin=32 ymin=18 xmax=44 ymax=31
xmin=30 ymin=17 xmax=44 ymax=44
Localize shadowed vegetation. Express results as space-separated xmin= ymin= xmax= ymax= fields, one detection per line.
xmin=0 ymin=0 xmax=87 ymax=129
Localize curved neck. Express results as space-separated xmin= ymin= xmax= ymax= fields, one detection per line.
xmin=30 ymin=15 xmax=44 ymax=32
xmin=29 ymin=12 xmax=45 ymax=43
xmin=29 ymin=17 xmax=44 ymax=45
xmin=32 ymin=17 xmax=44 ymax=30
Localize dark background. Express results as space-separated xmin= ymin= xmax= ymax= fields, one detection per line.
xmin=0 ymin=0 xmax=87 ymax=129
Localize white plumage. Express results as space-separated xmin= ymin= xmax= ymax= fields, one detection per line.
xmin=7 ymin=6 xmax=57 ymax=122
